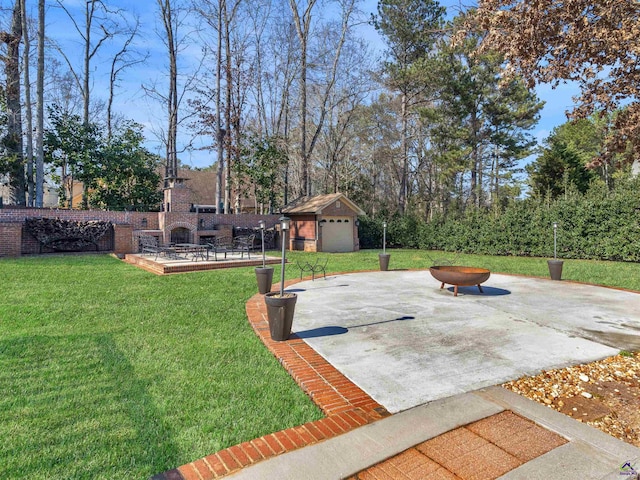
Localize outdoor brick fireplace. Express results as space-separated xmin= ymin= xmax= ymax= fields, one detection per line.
xmin=0 ymin=176 xmax=280 ymax=257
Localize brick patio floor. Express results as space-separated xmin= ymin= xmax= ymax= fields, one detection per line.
xmin=347 ymin=410 xmax=567 ymax=480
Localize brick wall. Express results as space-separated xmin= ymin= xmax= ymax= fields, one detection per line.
xmin=0 ymin=223 xmax=22 ymax=257
xmin=113 ymin=224 xmax=134 ymax=255
xmin=290 ymin=214 xmax=317 ymax=240
xmin=0 ymin=208 xmax=153 ymax=229
xmin=0 ymin=208 xmax=282 ymax=257
xmin=289 ymin=214 xmax=317 ymax=252
xmin=216 ymin=214 xmax=281 ymax=230
xmin=21 ymin=225 xmax=115 ymax=255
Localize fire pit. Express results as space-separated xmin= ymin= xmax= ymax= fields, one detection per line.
xmin=429 ymin=266 xmax=491 ymax=297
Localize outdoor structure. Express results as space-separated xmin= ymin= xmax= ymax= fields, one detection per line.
xmin=281 ymin=193 xmax=364 ymax=253
xmin=0 ymin=177 xmax=280 ymax=258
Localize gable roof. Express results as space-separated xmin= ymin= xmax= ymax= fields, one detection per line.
xmin=282 ymin=193 xmax=365 ymax=216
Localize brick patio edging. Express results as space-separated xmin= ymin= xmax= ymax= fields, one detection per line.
xmin=150 ymin=269 xmax=640 ymax=479
xmin=151 ymin=276 xmax=390 ymax=480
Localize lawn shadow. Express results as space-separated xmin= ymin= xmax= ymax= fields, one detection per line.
xmin=0 ymin=334 xmax=181 ymax=479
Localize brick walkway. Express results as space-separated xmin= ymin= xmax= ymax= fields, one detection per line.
xmin=347 ymin=410 xmax=566 ymax=480
xmin=152 ymin=277 xmax=568 ymax=480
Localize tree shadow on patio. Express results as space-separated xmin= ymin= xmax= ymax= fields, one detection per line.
xmin=293 ymin=315 xmax=416 ymax=339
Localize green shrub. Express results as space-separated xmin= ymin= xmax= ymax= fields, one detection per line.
xmin=357 ymin=176 xmax=640 ymax=261
xmin=357 ymin=216 xmax=382 ymax=249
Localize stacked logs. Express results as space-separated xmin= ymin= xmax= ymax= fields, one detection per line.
xmin=25 ymin=217 xmax=113 ymax=252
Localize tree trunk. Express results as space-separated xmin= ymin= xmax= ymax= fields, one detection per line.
xmin=289 ymin=0 xmax=316 ymax=197
xmin=399 ymin=92 xmax=408 ymax=215
xmin=35 ymin=0 xmax=44 ymax=207
xmin=1 ymin=0 xmax=25 ymax=205
xmin=224 ymin=0 xmax=232 ymax=213
xmin=83 ymin=2 xmax=92 ymax=125
xmin=469 ymin=110 xmax=480 ymax=209
xmin=158 ymin=0 xmax=178 ymax=181
xmin=215 ymin=0 xmax=224 ymax=213
xmin=492 ymin=143 xmax=499 ymax=208
xmin=300 ymin=41 xmax=308 ymax=196
xmin=21 ymin=0 xmax=33 ymax=206
xmin=168 ymin=20 xmax=178 ymax=180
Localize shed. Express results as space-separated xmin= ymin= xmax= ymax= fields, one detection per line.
xmin=281 ymin=193 xmax=365 ymax=252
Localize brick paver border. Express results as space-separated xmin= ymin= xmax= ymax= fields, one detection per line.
xmin=152 ymin=272 xmax=575 ymax=480
xmin=124 ymin=253 xmax=281 ymax=275
xmin=152 ymin=277 xmax=390 ymax=480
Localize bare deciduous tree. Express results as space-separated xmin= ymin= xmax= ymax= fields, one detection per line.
xmin=157 ymin=0 xmax=180 ymax=181
xmin=35 ymin=0 xmax=44 ymax=207
xmin=288 ymin=0 xmax=316 ymax=197
xmin=107 ymin=16 xmax=147 ymax=140
xmin=0 ymin=0 xmax=25 ymax=205
xmin=20 ymin=0 xmax=33 ymax=205
xmin=52 ymin=0 xmax=125 ymax=125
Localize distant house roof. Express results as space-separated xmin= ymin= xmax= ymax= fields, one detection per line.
xmin=176 ymin=167 xmax=257 ymax=212
xmin=176 ymin=168 xmax=214 ymax=206
xmin=282 ymin=193 xmax=365 ymax=216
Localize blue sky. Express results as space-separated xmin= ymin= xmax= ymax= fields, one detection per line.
xmin=41 ymin=0 xmax=580 ymax=170
xmin=359 ymin=0 xmax=581 ymax=149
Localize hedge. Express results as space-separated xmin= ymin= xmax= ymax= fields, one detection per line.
xmin=358 ymin=177 xmax=640 ymax=262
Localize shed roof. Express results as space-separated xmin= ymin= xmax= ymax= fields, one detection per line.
xmin=282 ymin=193 xmax=365 ymax=216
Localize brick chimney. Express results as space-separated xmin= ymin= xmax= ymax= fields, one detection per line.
xmin=163 ymin=177 xmax=191 ymax=213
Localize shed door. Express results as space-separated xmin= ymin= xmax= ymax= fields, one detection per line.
xmin=321 ymin=217 xmax=353 ymax=252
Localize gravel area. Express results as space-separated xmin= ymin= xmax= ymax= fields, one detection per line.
xmin=503 ymin=352 xmax=640 ymax=447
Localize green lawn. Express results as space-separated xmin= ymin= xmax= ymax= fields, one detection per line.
xmin=1 ymin=250 xmax=639 ymax=479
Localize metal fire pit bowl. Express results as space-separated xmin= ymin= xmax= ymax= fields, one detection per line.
xmin=429 ymin=266 xmax=491 ymax=297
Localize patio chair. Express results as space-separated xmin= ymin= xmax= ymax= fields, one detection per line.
xmin=232 ymin=234 xmax=255 ymax=259
xmin=207 ymin=237 xmax=232 ymax=261
xmin=139 ymin=235 xmax=176 ymax=260
xmin=296 ymin=259 xmax=314 ymax=279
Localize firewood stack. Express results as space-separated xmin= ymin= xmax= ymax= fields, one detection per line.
xmin=25 ymin=217 xmax=113 ymax=252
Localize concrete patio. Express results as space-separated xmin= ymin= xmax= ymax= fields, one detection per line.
xmin=154 ymin=270 xmax=640 ymax=480
xmin=291 ymin=270 xmax=640 ymax=413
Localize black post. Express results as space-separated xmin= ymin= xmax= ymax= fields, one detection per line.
xmin=279 ymin=217 xmax=290 ymax=297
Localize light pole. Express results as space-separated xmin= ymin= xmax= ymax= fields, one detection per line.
xmin=259 ymin=220 xmax=266 ymax=268
xmin=279 ymin=216 xmax=290 ymax=297
xmin=382 ymin=221 xmax=387 ymax=255
xmin=548 ymin=221 xmax=563 ymax=280
xmin=255 ymin=219 xmax=274 ymax=295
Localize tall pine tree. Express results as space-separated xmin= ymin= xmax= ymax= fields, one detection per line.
xmin=372 ymin=0 xmax=445 ymax=215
